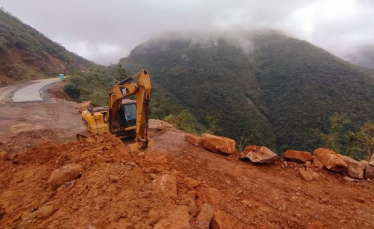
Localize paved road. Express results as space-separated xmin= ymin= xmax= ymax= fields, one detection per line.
xmin=12 ymin=78 xmax=60 ymax=102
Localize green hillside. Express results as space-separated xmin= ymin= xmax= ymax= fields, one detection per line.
xmin=120 ymin=36 xmax=277 ymax=149
xmin=118 ymin=32 xmax=374 ymax=155
xmin=0 ymin=9 xmax=95 ymax=85
xmin=254 ymin=34 xmax=374 ymax=152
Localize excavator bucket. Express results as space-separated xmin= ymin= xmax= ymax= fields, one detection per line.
xmin=146 ymin=139 xmax=154 ymax=152
xmin=129 ymin=138 xmax=154 ymax=152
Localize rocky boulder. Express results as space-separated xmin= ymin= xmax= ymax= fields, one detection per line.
xmin=49 ymin=164 xmax=83 ymax=190
xmin=211 ymin=211 xmax=238 ymax=229
xmin=369 ymin=154 xmax=374 ymax=166
xmin=311 ymin=156 xmax=324 ymax=171
xmin=37 ymin=202 xmax=57 ymax=219
xmin=313 ymin=148 xmax=347 ymax=172
xmin=196 ymin=204 xmax=214 ymax=229
xmin=152 ymin=174 xmax=178 ymax=198
xmin=299 ymin=168 xmax=316 ymax=181
xmin=202 ymin=133 xmax=235 ymax=154
xmin=284 ymin=150 xmax=312 ymax=163
xmin=343 ymin=176 xmax=356 ymax=182
xmin=338 ymin=155 xmax=365 ymax=179
xmin=184 ymin=177 xmax=199 ymax=189
xmin=365 ymin=164 xmax=374 ymax=179
xmin=185 ymin=134 xmax=203 ymax=147
xmin=77 ymin=101 xmax=91 ymax=113
xmin=240 ymin=145 xmax=279 ymax=164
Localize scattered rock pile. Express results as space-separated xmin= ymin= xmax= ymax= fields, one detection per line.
xmin=1 ymin=123 xmax=374 ymax=228
xmin=0 ymin=133 xmax=240 ymax=229
xmin=185 ymin=133 xmax=374 ymax=182
xmin=314 ymin=148 xmax=348 ymax=172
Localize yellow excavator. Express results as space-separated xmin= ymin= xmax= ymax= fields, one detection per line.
xmin=80 ymin=69 xmax=153 ymax=151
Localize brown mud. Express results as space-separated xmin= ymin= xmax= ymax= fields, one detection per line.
xmin=0 ymin=123 xmax=373 ymax=229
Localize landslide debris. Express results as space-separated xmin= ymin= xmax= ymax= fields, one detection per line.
xmin=0 ymin=128 xmax=75 ymax=154
xmin=0 ymin=133 xmax=229 ymax=229
xmin=1 ymin=123 xmax=374 ymax=229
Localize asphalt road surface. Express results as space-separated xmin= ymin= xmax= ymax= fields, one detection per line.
xmin=0 ymin=78 xmax=85 ymax=142
xmin=12 ymin=78 xmax=60 ymax=102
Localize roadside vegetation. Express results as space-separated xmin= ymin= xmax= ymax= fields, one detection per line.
xmin=318 ymin=113 xmax=374 ymax=160
xmin=65 ymin=33 xmax=374 ymax=159
xmin=64 ymin=65 xmax=207 ymax=134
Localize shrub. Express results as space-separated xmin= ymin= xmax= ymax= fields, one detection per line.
xmin=63 ymin=83 xmax=80 ymax=100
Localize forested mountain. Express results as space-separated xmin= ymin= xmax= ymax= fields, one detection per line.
xmin=118 ymin=32 xmax=374 ymax=155
xmin=0 ymin=8 xmax=95 ymax=85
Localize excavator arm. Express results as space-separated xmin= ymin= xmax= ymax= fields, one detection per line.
xmin=105 ymin=69 xmax=152 ymax=150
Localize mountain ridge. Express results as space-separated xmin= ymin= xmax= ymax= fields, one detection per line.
xmin=118 ymin=32 xmax=374 ymax=158
xmin=0 ymin=8 xmax=95 ymax=85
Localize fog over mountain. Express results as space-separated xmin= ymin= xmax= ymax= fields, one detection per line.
xmin=2 ymin=0 xmax=374 ymax=65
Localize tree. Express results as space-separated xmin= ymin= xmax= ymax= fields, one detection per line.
xmin=164 ymin=109 xmax=205 ymax=135
xmin=117 ymin=64 xmax=127 ymax=81
xmin=317 ymin=113 xmax=350 ymax=153
xmin=348 ymin=122 xmax=374 ymax=160
xmin=63 ymin=83 xmax=80 ymax=100
xmin=237 ymin=134 xmax=253 ymax=152
xmin=205 ymin=113 xmax=222 ymax=134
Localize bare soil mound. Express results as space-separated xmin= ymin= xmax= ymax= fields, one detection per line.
xmin=46 ymin=81 xmax=71 ymax=101
xmin=0 ymin=128 xmax=75 ymax=154
xmin=0 ymin=125 xmax=374 ymax=229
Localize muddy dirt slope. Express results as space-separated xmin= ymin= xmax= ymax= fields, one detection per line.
xmin=0 ymin=121 xmax=373 ymax=229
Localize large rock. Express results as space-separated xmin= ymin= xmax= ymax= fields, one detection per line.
xmin=77 ymin=101 xmax=91 ymax=113
xmin=195 ymin=204 xmax=214 ymax=229
xmin=299 ymin=168 xmax=315 ymax=182
xmin=369 ymin=154 xmax=374 ymax=166
xmin=365 ymin=164 xmax=374 ymax=179
xmin=283 ymin=150 xmax=312 ymax=163
xmin=338 ymin=155 xmax=365 ymax=179
xmin=155 ymin=206 xmax=191 ymax=229
xmin=211 ymin=211 xmax=238 ymax=229
xmin=49 ymin=164 xmax=84 ymax=190
xmin=185 ymin=134 xmax=203 ymax=147
xmin=152 ymin=174 xmax=177 ymax=198
xmin=240 ymin=145 xmax=279 ymax=164
xmin=37 ymin=203 xmax=57 ymax=219
xmin=202 ymin=133 xmax=235 ymax=154
xmin=313 ymin=148 xmax=347 ymax=172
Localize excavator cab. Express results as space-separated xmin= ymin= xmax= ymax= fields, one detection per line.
xmin=118 ymin=102 xmax=136 ymax=128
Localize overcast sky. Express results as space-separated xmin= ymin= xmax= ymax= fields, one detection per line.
xmin=2 ymin=0 xmax=374 ymax=65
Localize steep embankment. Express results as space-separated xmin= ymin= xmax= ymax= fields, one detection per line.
xmin=0 ymin=9 xmax=95 ymax=85
xmin=120 ymin=32 xmax=374 ymax=155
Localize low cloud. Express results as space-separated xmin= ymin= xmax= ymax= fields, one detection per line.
xmin=2 ymin=0 xmax=374 ymax=65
